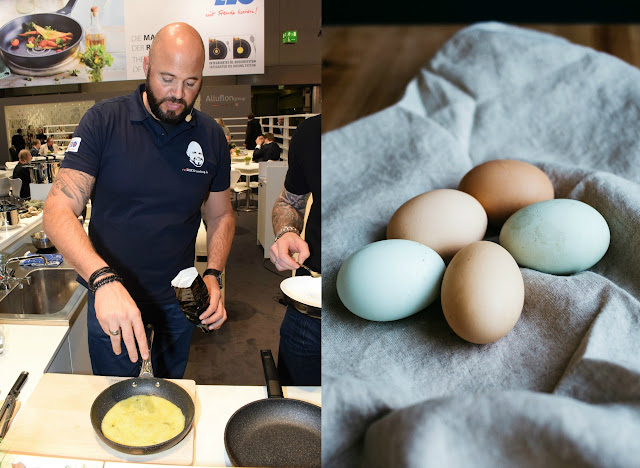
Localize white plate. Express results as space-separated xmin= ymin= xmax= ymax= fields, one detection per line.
xmin=280 ymin=276 xmax=321 ymax=308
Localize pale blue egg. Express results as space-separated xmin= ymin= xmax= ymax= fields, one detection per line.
xmin=499 ymin=199 xmax=610 ymax=275
xmin=336 ymin=239 xmax=446 ymax=321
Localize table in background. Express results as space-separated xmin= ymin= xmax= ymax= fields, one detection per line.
xmin=231 ymin=149 xmax=253 ymax=164
xmin=231 ymin=161 xmax=260 ymax=212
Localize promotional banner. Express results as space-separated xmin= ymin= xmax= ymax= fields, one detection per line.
xmin=200 ymin=84 xmax=250 ymax=118
xmin=0 ymin=0 xmax=263 ymax=89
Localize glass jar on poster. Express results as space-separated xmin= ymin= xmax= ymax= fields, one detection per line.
xmin=34 ymin=0 xmax=56 ymax=13
xmin=15 ymin=0 xmax=34 ymax=14
xmin=86 ymin=6 xmax=105 ymax=48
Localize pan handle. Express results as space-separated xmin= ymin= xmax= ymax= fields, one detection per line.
xmin=138 ymin=324 xmax=154 ymax=379
xmin=260 ymin=349 xmax=284 ymax=399
xmin=56 ymin=0 xmax=80 ymax=16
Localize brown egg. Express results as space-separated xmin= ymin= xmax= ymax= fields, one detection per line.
xmin=387 ymin=189 xmax=487 ymax=263
xmin=458 ymin=159 xmax=554 ymax=227
xmin=441 ymin=241 xmax=524 ymax=344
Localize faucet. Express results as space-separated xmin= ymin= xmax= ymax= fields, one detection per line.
xmin=0 ymin=253 xmax=49 ymax=290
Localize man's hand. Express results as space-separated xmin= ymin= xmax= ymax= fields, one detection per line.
xmin=200 ymin=275 xmax=227 ymax=330
xmin=270 ymin=231 xmax=310 ymax=272
xmin=255 ymin=135 xmax=265 ymax=147
xmin=94 ymin=281 xmax=149 ymax=362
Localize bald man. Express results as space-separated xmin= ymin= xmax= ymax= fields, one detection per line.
xmin=44 ymin=23 xmax=235 ymax=378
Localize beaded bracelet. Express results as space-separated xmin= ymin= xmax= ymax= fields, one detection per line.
xmin=90 ymin=274 xmax=122 ymax=294
xmin=88 ymin=266 xmax=116 ymax=290
xmin=274 ymin=226 xmax=300 ymax=243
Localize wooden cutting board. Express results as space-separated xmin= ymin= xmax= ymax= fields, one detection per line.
xmin=0 ymin=373 xmax=197 ymax=465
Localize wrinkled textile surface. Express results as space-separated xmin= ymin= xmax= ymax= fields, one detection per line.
xmin=322 ymin=22 xmax=640 ymax=467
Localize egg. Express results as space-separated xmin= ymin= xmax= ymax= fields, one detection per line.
xmin=336 ymin=239 xmax=446 ymax=322
xmin=387 ymin=189 xmax=488 ymax=263
xmin=499 ymin=199 xmax=610 ymax=275
xmin=458 ymin=159 xmax=554 ymax=227
xmin=441 ymin=241 xmax=524 ymax=344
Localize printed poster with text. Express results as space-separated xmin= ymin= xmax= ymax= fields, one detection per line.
xmin=125 ymin=0 xmax=264 ymax=79
xmin=0 ymin=0 xmax=263 ymax=89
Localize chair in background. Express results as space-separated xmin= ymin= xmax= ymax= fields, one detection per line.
xmin=8 ymin=178 xmax=22 ymax=199
xmin=0 ymin=178 xmax=10 ymax=200
xmin=8 ymin=146 xmax=17 ymax=162
xmin=229 ymin=169 xmax=245 ymax=211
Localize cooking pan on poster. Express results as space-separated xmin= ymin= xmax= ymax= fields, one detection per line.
xmin=89 ymin=327 xmax=195 ymax=455
xmin=224 ymin=349 xmax=321 ymax=467
xmin=232 ymin=38 xmax=251 ymax=59
xmin=0 ymin=0 xmax=83 ymax=70
xmin=208 ymin=38 xmax=227 ymax=60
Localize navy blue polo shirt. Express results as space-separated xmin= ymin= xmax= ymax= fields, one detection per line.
xmin=61 ymin=84 xmax=230 ymax=306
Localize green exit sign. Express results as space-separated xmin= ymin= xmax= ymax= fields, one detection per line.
xmin=283 ymin=30 xmax=297 ymax=44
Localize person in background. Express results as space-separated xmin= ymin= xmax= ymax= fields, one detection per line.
xmin=25 ymin=127 xmax=36 ymax=148
xmin=40 ymin=137 xmax=59 ymax=155
xmin=12 ymin=149 xmax=32 ymax=199
xmin=253 ymin=133 xmax=282 ymax=162
xmin=244 ymin=112 xmax=262 ymax=150
xmin=216 ymin=117 xmax=231 ymax=146
xmin=30 ymin=139 xmax=42 ymax=158
xmin=269 ymin=115 xmax=321 ymax=386
xmin=43 ymin=22 xmax=235 ymax=379
xmin=35 ymin=127 xmax=46 ymax=144
xmin=273 ymin=117 xmax=284 ymax=144
xmin=11 ymin=129 xmax=26 ymax=154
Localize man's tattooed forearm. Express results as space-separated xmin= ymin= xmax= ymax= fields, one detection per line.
xmin=272 ymin=188 xmax=308 ymax=234
xmin=50 ymin=168 xmax=95 ymax=208
xmin=281 ymin=188 xmax=307 ymax=212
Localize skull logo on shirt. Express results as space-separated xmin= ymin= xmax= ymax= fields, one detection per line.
xmin=186 ymin=141 xmax=204 ymax=167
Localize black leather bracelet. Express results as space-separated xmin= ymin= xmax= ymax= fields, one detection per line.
xmin=90 ymin=274 xmax=122 ymax=294
xmin=88 ymin=267 xmax=116 ymax=290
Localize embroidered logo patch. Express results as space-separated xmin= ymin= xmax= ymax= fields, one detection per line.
xmin=186 ymin=141 xmax=204 ymax=167
xmin=66 ymin=137 xmax=81 ymax=152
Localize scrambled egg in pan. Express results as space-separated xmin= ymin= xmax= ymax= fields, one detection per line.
xmin=102 ymin=395 xmax=185 ymax=446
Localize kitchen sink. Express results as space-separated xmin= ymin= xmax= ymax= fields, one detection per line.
xmin=0 ymin=268 xmax=78 ymax=314
xmin=0 ymin=268 xmax=86 ymax=324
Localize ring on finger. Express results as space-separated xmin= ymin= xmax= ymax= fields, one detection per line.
xmin=108 ymin=329 xmax=120 ymax=336
xmin=274 ymin=259 xmax=279 ymax=265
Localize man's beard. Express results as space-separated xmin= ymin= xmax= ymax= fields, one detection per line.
xmin=145 ymin=75 xmax=199 ymax=124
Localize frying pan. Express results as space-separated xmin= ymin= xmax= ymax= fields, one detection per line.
xmin=280 ymin=275 xmax=321 ymax=318
xmin=232 ymin=38 xmax=251 ymax=59
xmin=224 ymin=349 xmax=321 ymax=467
xmin=209 ymin=39 xmax=227 ymax=60
xmin=90 ymin=327 xmax=195 ymax=455
xmin=0 ymin=0 xmax=83 ymax=70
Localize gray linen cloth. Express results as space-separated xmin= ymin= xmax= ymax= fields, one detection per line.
xmin=322 ymin=22 xmax=640 ymax=467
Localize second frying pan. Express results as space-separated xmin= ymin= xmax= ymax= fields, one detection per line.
xmin=224 ymin=350 xmax=321 ymax=467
